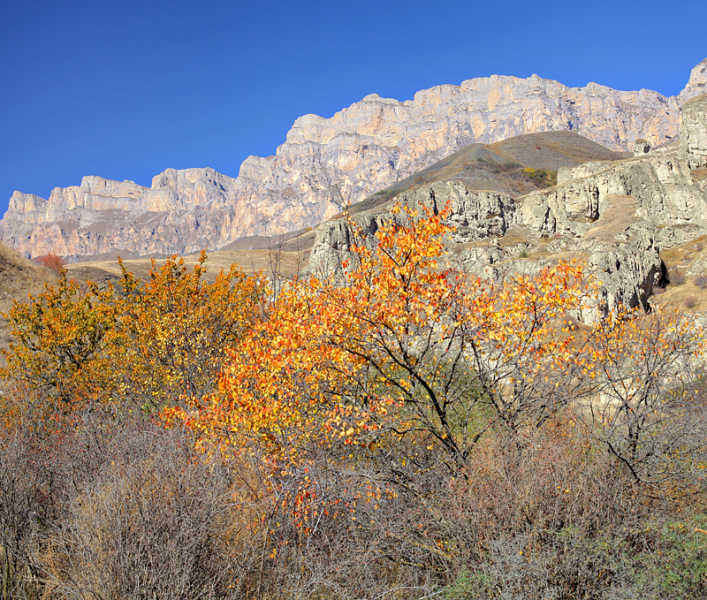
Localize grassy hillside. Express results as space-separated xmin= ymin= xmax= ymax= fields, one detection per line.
xmin=343 ymin=131 xmax=630 ymax=219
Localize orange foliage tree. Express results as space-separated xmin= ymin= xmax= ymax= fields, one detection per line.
xmin=0 ymin=274 xmax=119 ymax=422
xmin=112 ymin=252 xmax=262 ymax=411
xmin=32 ymin=252 xmax=65 ymax=275
xmin=175 ymin=204 xmax=592 ymax=478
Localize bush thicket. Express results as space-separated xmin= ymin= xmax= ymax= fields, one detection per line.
xmin=1 ymin=206 xmax=706 ymax=599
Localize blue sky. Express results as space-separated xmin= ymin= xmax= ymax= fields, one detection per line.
xmin=1 ymin=0 xmax=705 ymax=216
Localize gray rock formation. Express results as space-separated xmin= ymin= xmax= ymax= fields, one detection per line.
xmin=2 ymin=58 xmax=706 ymax=260
xmin=633 ymin=140 xmax=652 ymax=156
xmin=679 ymin=94 xmax=707 ymax=171
xmin=308 ymin=95 xmax=707 ymax=315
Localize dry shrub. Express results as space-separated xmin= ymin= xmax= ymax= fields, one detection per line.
xmin=0 ymin=432 xmax=47 ymax=599
xmin=227 ymin=442 xmax=438 ymax=600
xmin=3 ymin=397 xmax=706 ymax=599
xmin=695 ymin=274 xmax=707 ymax=290
xmin=670 ymin=268 xmax=686 ymax=286
xmin=435 ymin=418 xmax=703 ymax=599
xmin=440 ymin=419 xmax=642 ymax=564
xmin=685 ymin=294 xmax=700 ymax=308
xmin=40 ymin=427 xmax=249 ymax=600
xmin=36 ymin=424 xmax=432 ymax=600
xmin=32 ymin=252 xmax=65 ymax=275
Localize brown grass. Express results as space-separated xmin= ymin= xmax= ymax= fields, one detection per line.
xmin=488 ymin=131 xmax=630 ymax=170
xmin=0 ymin=242 xmax=58 ymax=356
xmin=66 ymin=246 xmax=309 ymax=285
xmin=659 ymin=235 xmax=707 ymax=269
xmin=582 ymin=195 xmax=641 ymax=243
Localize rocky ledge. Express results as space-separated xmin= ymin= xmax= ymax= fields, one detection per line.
xmin=307 ymin=94 xmax=707 ymax=316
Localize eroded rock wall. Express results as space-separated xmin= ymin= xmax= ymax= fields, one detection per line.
xmin=307 ymin=98 xmax=707 ymax=314
xmin=2 ymin=59 xmax=706 ymax=260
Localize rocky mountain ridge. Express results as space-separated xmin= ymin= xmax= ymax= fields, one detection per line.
xmin=2 ymin=58 xmax=706 ymax=261
xmin=307 ymin=93 xmax=707 ymax=317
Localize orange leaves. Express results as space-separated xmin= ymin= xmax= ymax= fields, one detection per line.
xmin=1 ymin=273 xmax=120 ymax=419
xmin=114 ymin=252 xmax=262 ymax=410
xmin=179 ymin=201 xmax=592 ymax=473
xmin=32 ymin=252 xmax=65 ymax=275
xmin=187 ymin=275 xmax=363 ymax=460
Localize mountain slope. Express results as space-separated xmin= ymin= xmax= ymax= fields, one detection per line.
xmin=345 ymin=130 xmax=630 ymax=216
xmin=308 ymin=93 xmax=707 ymax=316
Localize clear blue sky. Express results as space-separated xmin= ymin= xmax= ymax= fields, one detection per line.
xmin=1 ymin=0 xmax=705 ymax=215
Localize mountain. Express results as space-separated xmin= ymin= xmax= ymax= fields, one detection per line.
xmin=84 ymin=130 xmax=629 ymax=285
xmin=308 ymin=93 xmax=707 ymax=316
xmin=342 ymin=130 xmax=630 ymax=215
xmin=2 ymin=58 xmax=706 ymax=261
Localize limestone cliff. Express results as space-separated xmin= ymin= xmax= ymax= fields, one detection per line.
xmin=307 ymin=95 xmax=707 ymax=316
xmin=2 ymin=59 xmax=705 ymax=260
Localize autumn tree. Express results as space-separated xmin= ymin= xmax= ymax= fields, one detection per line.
xmin=113 ymin=252 xmax=262 ymax=411
xmin=0 ymin=273 xmax=119 ymax=423
xmin=32 ymin=252 xmax=65 ymax=275
xmin=176 ymin=203 xmax=592 ymax=478
xmin=583 ymin=305 xmax=706 ymax=494
xmin=1 ymin=253 xmax=263 ymax=426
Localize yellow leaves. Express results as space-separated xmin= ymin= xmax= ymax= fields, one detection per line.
xmin=1 ymin=272 xmax=121 ymax=419
xmin=1 ymin=253 xmax=263 ymax=430
xmin=110 ymin=253 xmax=262 ymax=410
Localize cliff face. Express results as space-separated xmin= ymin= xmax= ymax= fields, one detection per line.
xmin=308 ymin=94 xmax=707 ymax=317
xmin=2 ymin=59 xmax=706 ymax=260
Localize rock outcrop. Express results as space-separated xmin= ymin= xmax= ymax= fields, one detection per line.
xmin=680 ymin=94 xmax=707 ymax=171
xmin=0 ymin=170 xmax=244 ymax=259
xmin=308 ymin=95 xmax=707 ymax=315
xmin=2 ymin=59 xmax=706 ymax=260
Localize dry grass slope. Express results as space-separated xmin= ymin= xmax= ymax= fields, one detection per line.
xmin=0 ymin=242 xmax=58 ymax=355
xmin=343 ymin=131 xmax=630 ymax=221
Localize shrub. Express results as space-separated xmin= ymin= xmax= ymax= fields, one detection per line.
xmin=1 ymin=253 xmax=263 ymax=421
xmin=581 ymin=306 xmax=707 ymax=495
xmin=694 ymin=274 xmax=707 ymax=289
xmin=670 ymin=268 xmax=686 ymax=285
xmin=685 ymin=294 xmax=699 ymax=308
xmin=32 ymin=252 xmax=64 ymax=274
xmin=444 ymin=520 xmax=707 ymax=600
xmin=0 ymin=432 xmax=46 ymax=599
xmin=523 ymin=167 xmax=557 ymax=187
